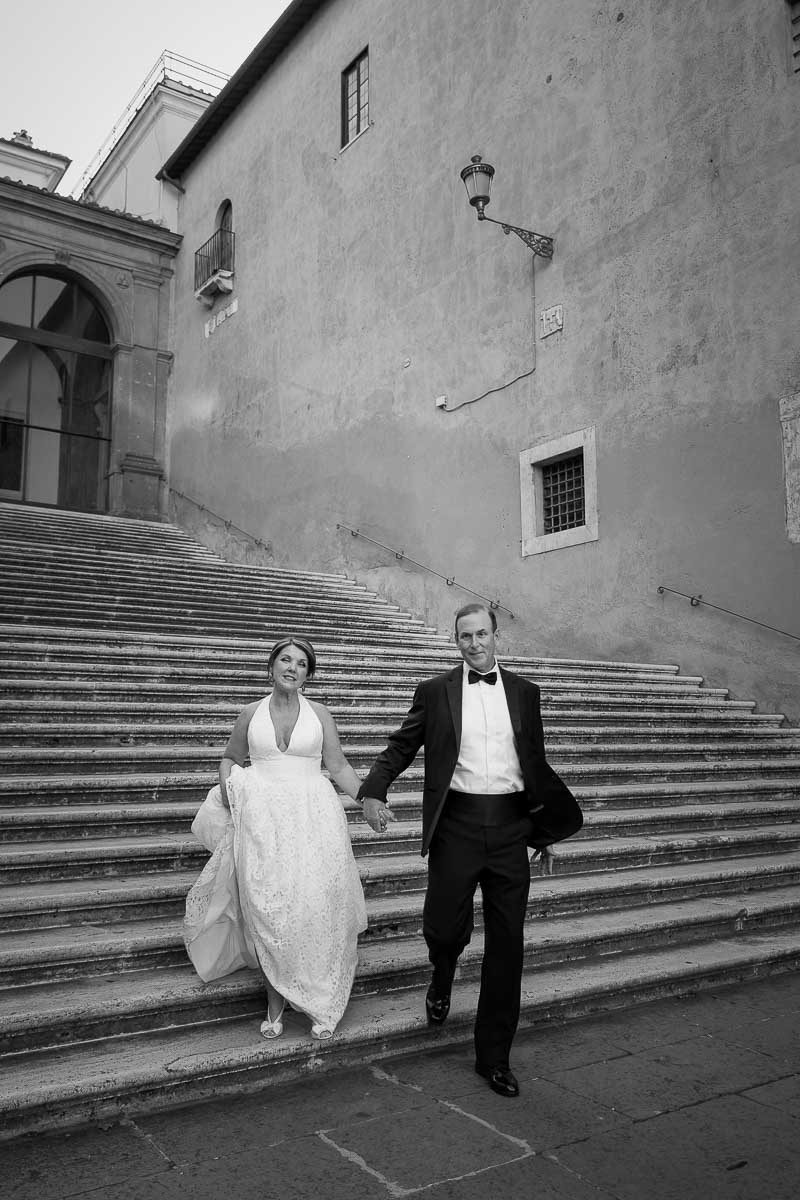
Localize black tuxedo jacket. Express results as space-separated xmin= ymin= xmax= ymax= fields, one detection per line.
xmin=358 ymin=665 xmax=583 ymax=856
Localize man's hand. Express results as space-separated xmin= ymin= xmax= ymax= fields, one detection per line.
xmin=531 ymin=845 xmax=555 ymax=876
xmin=362 ymin=797 xmax=395 ymax=834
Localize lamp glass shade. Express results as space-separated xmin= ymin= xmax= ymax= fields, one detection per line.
xmin=460 ymin=156 xmax=494 ymax=209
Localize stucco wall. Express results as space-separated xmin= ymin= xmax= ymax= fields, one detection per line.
xmin=166 ymin=0 xmax=800 ymax=720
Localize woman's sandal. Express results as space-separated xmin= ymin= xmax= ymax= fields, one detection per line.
xmin=260 ymin=1000 xmax=285 ymax=1040
xmin=310 ymin=1023 xmax=333 ymax=1041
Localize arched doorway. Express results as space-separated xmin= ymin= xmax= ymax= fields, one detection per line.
xmin=0 ymin=271 xmax=113 ymax=511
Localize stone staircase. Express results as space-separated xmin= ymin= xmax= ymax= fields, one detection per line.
xmin=1 ymin=499 xmax=799 ymax=1139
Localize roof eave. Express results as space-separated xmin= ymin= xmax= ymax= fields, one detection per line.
xmin=157 ymin=0 xmax=327 ymax=182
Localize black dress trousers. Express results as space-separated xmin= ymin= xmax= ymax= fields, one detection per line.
xmin=422 ymin=792 xmax=532 ymax=1069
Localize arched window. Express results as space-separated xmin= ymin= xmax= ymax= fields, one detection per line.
xmin=217 ymin=200 xmax=233 ymax=233
xmin=216 ymin=200 xmax=234 ymax=272
xmin=0 ymin=271 xmax=113 ymax=511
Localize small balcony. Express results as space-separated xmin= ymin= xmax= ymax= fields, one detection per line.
xmin=194 ymin=229 xmax=235 ymax=306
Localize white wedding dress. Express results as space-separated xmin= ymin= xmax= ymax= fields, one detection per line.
xmin=184 ymin=693 xmax=367 ymax=1032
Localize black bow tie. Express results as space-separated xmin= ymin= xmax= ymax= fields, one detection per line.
xmin=468 ymin=669 xmax=497 ymax=685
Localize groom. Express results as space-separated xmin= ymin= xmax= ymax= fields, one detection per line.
xmin=359 ymin=603 xmax=582 ymax=1097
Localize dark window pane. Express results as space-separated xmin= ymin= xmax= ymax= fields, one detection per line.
xmin=342 ymin=48 xmax=369 ymax=145
xmin=0 ymin=276 xmax=33 ymax=326
xmin=33 ymin=276 xmax=111 ymax=343
xmin=0 ymin=417 xmax=24 ymax=492
xmin=542 ymin=452 xmax=585 ymax=534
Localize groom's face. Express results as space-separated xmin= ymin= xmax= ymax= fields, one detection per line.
xmin=455 ymin=610 xmax=497 ymax=674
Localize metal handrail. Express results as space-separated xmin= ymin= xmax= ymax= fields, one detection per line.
xmin=657 ymin=586 xmax=799 ymax=643
xmin=337 ymin=523 xmax=514 ymax=617
xmin=168 ymin=487 xmax=271 ymax=552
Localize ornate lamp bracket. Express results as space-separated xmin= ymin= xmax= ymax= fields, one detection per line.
xmin=487 ymin=216 xmax=554 ymax=259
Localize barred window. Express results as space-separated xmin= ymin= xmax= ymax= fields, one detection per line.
xmin=519 ymin=427 xmax=598 ymax=556
xmin=790 ymin=2 xmax=800 ymax=73
xmin=341 ymin=49 xmax=369 ymax=147
xmin=542 ymin=453 xmax=585 ymax=534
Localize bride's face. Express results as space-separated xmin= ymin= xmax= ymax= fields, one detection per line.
xmin=272 ymin=644 xmax=309 ymax=690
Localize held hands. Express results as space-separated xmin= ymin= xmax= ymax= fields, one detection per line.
xmin=531 ymin=845 xmax=555 ymax=876
xmin=362 ymin=797 xmax=395 ymax=835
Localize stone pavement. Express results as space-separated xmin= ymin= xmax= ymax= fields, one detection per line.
xmin=3 ymin=970 xmax=799 ymax=1200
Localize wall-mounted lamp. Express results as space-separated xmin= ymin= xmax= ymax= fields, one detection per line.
xmin=460 ymin=155 xmax=554 ymax=259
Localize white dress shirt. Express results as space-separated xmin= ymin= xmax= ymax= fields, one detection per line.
xmin=449 ymin=660 xmax=524 ymax=794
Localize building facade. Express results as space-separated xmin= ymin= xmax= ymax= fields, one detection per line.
xmin=160 ymin=0 xmax=800 ymax=718
xmin=0 ymin=178 xmax=180 ymax=517
xmin=77 ymin=53 xmax=227 ymax=231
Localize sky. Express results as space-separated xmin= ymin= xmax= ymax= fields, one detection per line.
xmin=1 ymin=0 xmax=293 ymax=195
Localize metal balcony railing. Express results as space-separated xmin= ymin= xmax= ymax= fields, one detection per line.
xmin=194 ymin=229 xmax=235 ymax=292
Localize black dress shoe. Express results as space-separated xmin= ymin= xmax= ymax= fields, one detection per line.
xmin=425 ymin=981 xmax=451 ymax=1026
xmin=475 ymin=1063 xmax=520 ymax=1097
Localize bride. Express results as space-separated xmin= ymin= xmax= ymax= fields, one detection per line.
xmin=184 ymin=636 xmax=390 ymax=1040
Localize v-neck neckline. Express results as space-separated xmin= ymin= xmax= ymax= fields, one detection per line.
xmin=268 ymin=694 xmax=302 ymax=755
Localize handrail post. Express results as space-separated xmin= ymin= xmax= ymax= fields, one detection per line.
xmin=657 ymin=585 xmax=799 ymax=643
xmin=337 ymin=522 xmax=514 ymax=618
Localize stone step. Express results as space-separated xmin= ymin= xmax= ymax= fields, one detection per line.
xmin=3 ymin=886 xmax=800 ymax=1041
xmin=0 ymin=608 xmax=438 ymax=642
xmin=4 ymin=743 xmax=799 ymax=782
xmin=0 ymin=647 xmax=700 ymax=689
xmin=3 ymin=851 xmax=800 ymax=935
xmin=2 ymin=796 xmax=799 ymax=844
xmin=0 ymin=710 xmax=786 ymax=748
xmin=3 ymin=771 xmax=799 ymax=810
xmin=0 ymin=656 xmax=695 ymax=692
xmin=0 ymin=554 xmax=396 ymax=591
xmin=0 ymin=678 xmax=718 ymax=710
xmin=3 ymin=826 xmax=800 ymax=886
xmin=0 ymin=556 xmax=395 ymax=598
xmin=2 ymin=918 xmax=800 ymax=1142
xmin=3 ymin=719 xmax=796 ymax=747
xmin=0 ymin=625 xmax=684 ymax=678
xmin=0 ymin=590 xmax=431 ymax=633
xmin=0 ymin=538 xmax=363 ymax=584
xmin=0 ymin=677 xmax=744 ymax=711
xmin=2 ymin=931 xmax=799 ymax=1141
xmin=0 ymin=505 xmax=216 ymax=552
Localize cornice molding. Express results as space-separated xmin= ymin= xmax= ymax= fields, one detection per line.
xmin=0 ymin=178 xmax=182 ymax=253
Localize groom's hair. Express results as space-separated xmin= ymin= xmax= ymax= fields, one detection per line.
xmin=454 ymin=603 xmax=498 ymax=639
xmin=268 ymin=636 xmax=317 ymax=679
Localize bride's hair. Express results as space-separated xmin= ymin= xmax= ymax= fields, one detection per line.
xmin=267 ymin=636 xmax=317 ymax=679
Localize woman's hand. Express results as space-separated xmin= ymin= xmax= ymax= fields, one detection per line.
xmin=531 ymin=845 xmax=555 ymax=875
xmin=361 ymin=796 xmax=395 ymax=834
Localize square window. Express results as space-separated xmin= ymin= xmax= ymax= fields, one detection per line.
xmin=341 ymin=48 xmax=369 ymax=148
xmin=519 ymin=427 xmax=598 ymax=556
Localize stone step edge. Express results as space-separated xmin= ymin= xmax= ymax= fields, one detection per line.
xmin=2 ymin=850 xmax=799 ymax=912
xmin=3 ymin=827 xmax=800 ymax=870
xmin=2 ymin=932 xmax=799 ymax=1139
xmin=2 ymin=799 xmax=800 ymax=836
xmin=5 ymin=740 xmax=798 ymax=761
xmin=0 ymin=621 xmax=449 ymax=654
xmin=2 ymin=776 xmax=797 ymax=803
xmin=2 ymin=884 xmax=798 ymax=972
xmin=0 ymin=624 xmax=680 ymax=675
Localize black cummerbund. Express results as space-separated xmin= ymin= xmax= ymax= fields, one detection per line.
xmin=446 ymin=789 xmax=529 ymax=825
